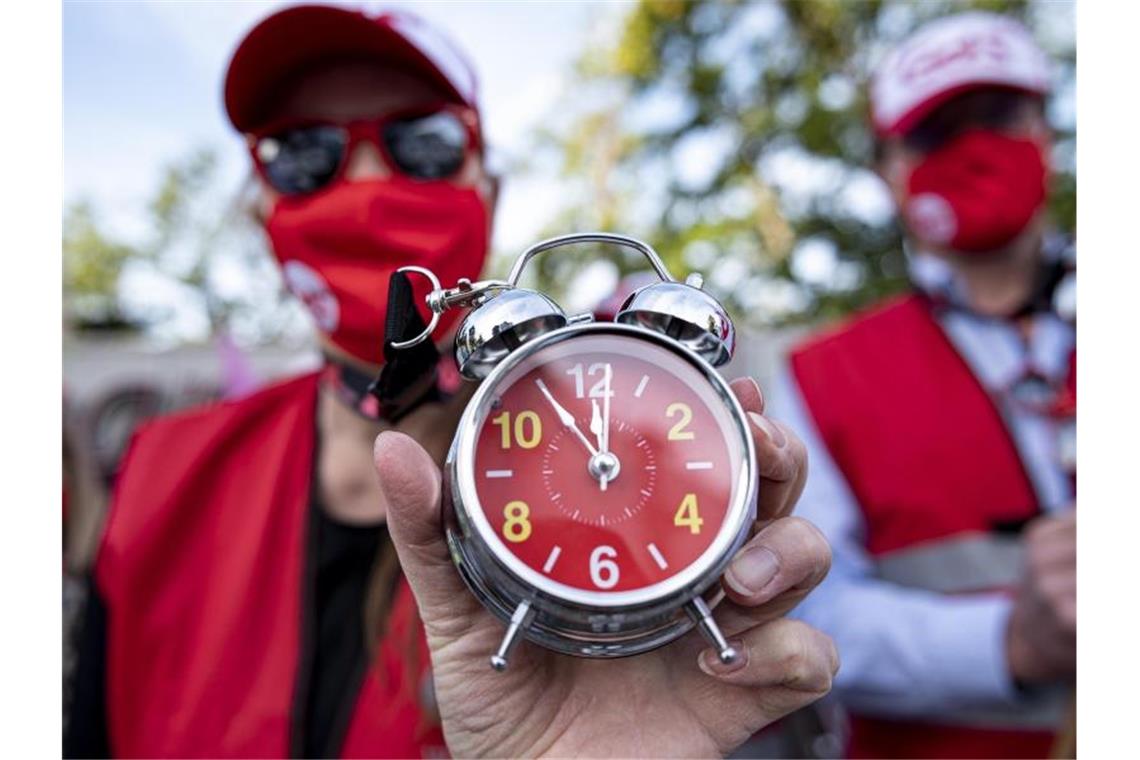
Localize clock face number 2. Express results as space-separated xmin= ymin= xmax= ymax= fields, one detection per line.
xmin=471 ymin=333 xmax=746 ymax=595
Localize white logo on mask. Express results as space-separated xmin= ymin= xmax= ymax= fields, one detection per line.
xmin=906 ymin=192 xmax=958 ymax=245
xmin=282 ymin=260 xmax=340 ymax=333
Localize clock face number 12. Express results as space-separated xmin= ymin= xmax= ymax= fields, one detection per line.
xmin=472 ymin=333 xmax=746 ymax=596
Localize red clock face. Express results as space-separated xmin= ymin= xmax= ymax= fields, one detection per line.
xmin=464 ymin=331 xmax=750 ymax=604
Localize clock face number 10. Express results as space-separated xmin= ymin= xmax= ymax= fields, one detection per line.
xmin=471 ymin=333 xmax=747 ymax=596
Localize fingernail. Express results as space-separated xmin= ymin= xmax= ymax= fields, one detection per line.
xmin=725 ymin=545 xmax=780 ymax=596
xmin=698 ymin=640 xmax=748 ymax=676
xmin=748 ymin=412 xmax=786 ymax=448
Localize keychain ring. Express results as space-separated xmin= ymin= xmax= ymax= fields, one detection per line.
xmin=389 ymin=266 xmax=443 ymax=350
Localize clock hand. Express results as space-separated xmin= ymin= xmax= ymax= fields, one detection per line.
xmin=589 ymin=399 xmax=608 ymax=492
xmin=590 ymin=399 xmax=604 ymax=450
xmin=534 ymin=378 xmax=598 ymax=457
xmin=601 ymin=363 xmax=612 ymax=455
xmin=599 ymin=363 xmax=614 ymax=491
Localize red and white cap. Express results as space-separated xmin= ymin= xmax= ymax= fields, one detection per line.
xmin=224 ymin=4 xmax=479 ymax=132
xmin=870 ymin=12 xmax=1051 ymax=137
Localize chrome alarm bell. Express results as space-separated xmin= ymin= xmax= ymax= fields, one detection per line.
xmin=615 ymin=272 xmax=734 ymax=367
xmin=454 ymin=288 xmax=567 ymax=379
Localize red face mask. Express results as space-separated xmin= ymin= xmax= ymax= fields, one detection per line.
xmin=904 ymin=129 xmax=1048 ymax=254
xmin=265 ymin=178 xmax=490 ymax=366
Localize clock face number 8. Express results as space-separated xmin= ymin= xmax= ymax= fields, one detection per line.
xmin=471 ymin=332 xmax=747 ymax=597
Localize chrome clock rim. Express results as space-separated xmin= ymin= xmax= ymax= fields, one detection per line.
xmin=451 ymin=321 xmax=758 ymax=611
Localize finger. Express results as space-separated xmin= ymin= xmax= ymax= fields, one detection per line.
xmin=373 ymin=430 xmax=484 ymax=638
xmin=729 ymin=376 xmax=765 ymax=415
xmin=698 ymin=618 xmax=839 ymax=697
xmin=729 ymin=377 xmax=808 ymax=520
xmin=749 ymin=420 xmax=807 ymax=520
xmin=1026 ymin=512 xmax=1076 ymax=545
xmin=716 ymin=517 xmax=831 ymax=635
xmin=1027 ymin=521 xmax=1077 ymax=573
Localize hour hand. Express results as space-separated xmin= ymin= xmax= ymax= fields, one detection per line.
xmin=590 ymin=399 xmax=604 ymax=450
xmin=535 ymin=379 xmax=598 ymax=456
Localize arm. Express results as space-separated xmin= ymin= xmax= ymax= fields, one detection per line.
xmin=770 ymin=366 xmax=1022 ymax=717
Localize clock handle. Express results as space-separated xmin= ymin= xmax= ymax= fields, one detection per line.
xmin=506 ymin=231 xmax=676 ymax=287
xmin=490 ymin=599 xmax=536 ymax=671
xmin=686 ymin=596 xmax=739 ymax=665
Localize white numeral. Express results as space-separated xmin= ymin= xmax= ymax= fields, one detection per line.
xmin=589 ymin=545 xmax=620 ymax=589
xmin=566 ymin=362 xmax=613 ymax=399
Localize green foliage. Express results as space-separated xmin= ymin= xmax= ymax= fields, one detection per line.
xmin=535 ymin=0 xmax=1075 ymax=326
xmin=63 ymin=147 xmax=294 ymax=342
xmin=63 ymin=202 xmax=141 ymax=328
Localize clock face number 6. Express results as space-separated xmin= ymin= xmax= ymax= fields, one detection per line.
xmin=590 ymin=545 xmax=620 ymax=589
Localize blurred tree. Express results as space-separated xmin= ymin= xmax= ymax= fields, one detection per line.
xmin=63 ymin=201 xmax=142 ymax=330
xmin=532 ymin=0 xmax=1075 ymax=326
xmin=63 ymin=148 xmax=305 ymax=344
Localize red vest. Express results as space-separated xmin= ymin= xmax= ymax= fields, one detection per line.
xmin=790 ymin=294 xmax=1062 ymax=759
xmin=95 ymin=372 xmax=446 ymax=758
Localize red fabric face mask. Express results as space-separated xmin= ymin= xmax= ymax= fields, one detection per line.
xmin=904 ymin=129 xmax=1048 ymax=254
xmin=265 ymin=178 xmax=489 ymax=365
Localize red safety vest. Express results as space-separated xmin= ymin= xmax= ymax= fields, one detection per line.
xmin=790 ymin=294 xmax=1071 ymax=759
xmin=95 ymin=372 xmax=446 ymax=758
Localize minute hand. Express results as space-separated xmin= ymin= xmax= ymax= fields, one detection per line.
xmin=534 ymin=379 xmax=598 ymax=457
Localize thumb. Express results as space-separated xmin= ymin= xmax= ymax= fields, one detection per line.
xmin=373 ymin=430 xmax=484 ymax=638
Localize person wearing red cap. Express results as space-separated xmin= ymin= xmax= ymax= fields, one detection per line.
xmin=66 ymin=5 xmax=841 ymax=759
xmin=773 ymin=12 xmax=1076 ymax=759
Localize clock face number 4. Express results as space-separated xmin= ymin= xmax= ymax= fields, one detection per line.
xmin=473 ymin=333 xmax=742 ymax=594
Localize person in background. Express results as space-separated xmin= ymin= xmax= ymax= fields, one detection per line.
xmin=773 ymin=12 xmax=1076 ymax=759
xmin=65 ymin=6 xmax=495 ymax=756
xmin=66 ymin=4 xmax=840 ymax=758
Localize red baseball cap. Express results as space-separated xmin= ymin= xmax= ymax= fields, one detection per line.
xmin=224 ymin=4 xmax=479 ymax=133
xmin=870 ymin=12 xmax=1051 ymax=137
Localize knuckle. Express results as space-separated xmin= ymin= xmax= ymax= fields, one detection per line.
xmin=772 ymin=621 xmax=833 ymax=694
xmin=780 ymin=517 xmax=832 ymax=582
xmin=786 ymin=430 xmax=808 ymax=472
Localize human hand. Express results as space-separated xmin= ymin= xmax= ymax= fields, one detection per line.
xmin=373 ymin=376 xmax=836 ymax=757
xmin=1007 ymin=510 xmax=1076 ymax=685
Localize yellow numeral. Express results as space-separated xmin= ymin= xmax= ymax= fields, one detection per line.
xmin=674 ymin=493 xmax=703 ymax=534
xmin=492 ymin=410 xmax=543 ymax=449
xmin=502 ymin=500 xmax=532 ymax=543
xmin=666 ymin=402 xmax=694 ymax=441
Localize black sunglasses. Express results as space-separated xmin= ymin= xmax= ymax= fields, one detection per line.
xmin=904 ymin=89 xmax=1040 ymax=154
xmin=249 ymin=104 xmax=480 ymax=196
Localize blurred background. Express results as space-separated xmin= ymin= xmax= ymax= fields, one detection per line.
xmin=61 ymin=0 xmax=1074 ymax=569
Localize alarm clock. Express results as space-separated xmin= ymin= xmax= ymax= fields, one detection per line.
xmin=393 ymin=233 xmax=757 ymax=670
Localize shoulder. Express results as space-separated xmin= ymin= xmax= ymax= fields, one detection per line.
xmin=790 ymin=292 xmax=927 ymax=364
xmin=95 ymin=372 xmax=320 ymax=584
xmin=786 ymin=293 xmax=937 ymax=425
xmin=126 ymin=371 xmax=320 ymax=450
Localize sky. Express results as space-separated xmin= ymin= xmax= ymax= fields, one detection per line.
xmin=63 ymin=0 xmax=620 ymax=254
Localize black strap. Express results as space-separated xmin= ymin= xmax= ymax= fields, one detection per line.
xmin=368 ymin=271 xmax=446 ymax=423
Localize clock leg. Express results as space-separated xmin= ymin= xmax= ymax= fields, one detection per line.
xmin=490 ymin=599 xmax=535 ymax=671
xmin=686 ymin=596 xmax=738 ymax=665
